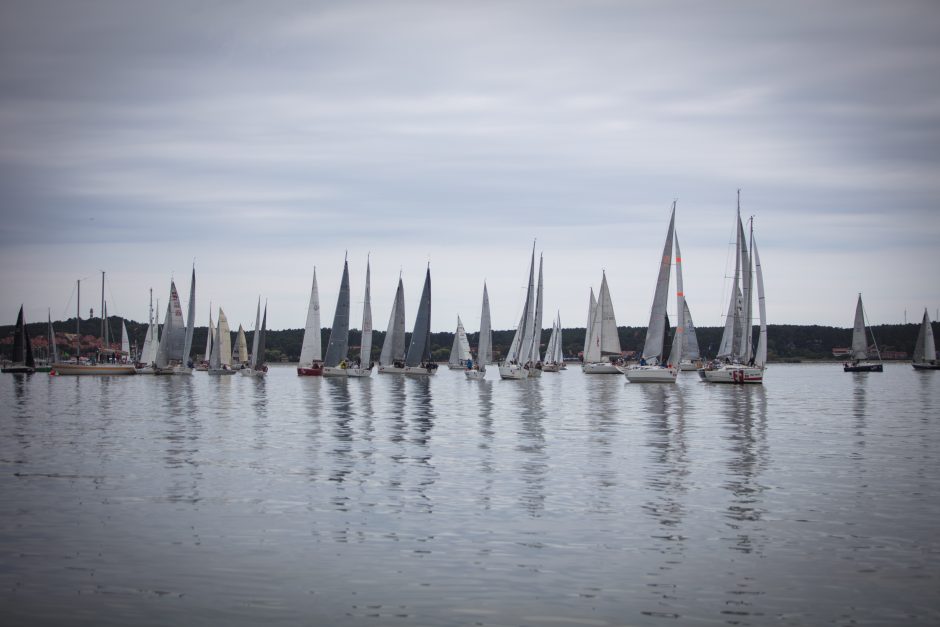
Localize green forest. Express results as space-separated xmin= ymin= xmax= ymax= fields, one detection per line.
xmin=3 ymin=317 xmax=935 ymax=363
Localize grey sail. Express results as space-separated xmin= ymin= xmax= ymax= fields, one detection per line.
xmin=582 ymin=288 xmax=596 ymax=361
xmin=48 ymin=310 xmax=59 ymax=364
xmin=405 ymin=267 xmax=432 ymax=367
xmin=155 ymin=281 xmax=185 ymax=368
xmin=667 ymin=228 xmax=684 ymax=367
xmin=379 ymin=278 xmax=406 ymax=366
xmin=249 ymin=299 xmax=261 ymax=369
xmin=257 ymin=303 xmax=267 ymax=368
xmin=739 ymin=214 xmax=753 ymax=362
xmin=182 ymin=267 xmax=196 ymax=365
xmin=209 ymin=315 xmax=221 ymax=369
xmin=478 ymin=283 xmax=492 ymax=368
xmin=506 ymin=245 xmax=536 ymax=364
xmin=682 ymin=301 xmax=701 ymax=361
xmin=528 ymin=254 xmax=544 ymax=364
xmin=752 ymin=236 xmax=767 ymax=367
xmin=324 ymin=259 xmax=350 ymax=368
xmin=359 ymin=259 xmax=372 ymax=364
xmin=642 ymin=205 xmax=675 ymax=361
xmin=851 ymin=295 xmax=868 ymax=360
xmin=913 ymin=309 xmax=936 ymax=364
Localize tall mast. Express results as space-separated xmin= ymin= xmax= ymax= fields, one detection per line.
xmin=76 ymin=278 xmax=81 ymax=358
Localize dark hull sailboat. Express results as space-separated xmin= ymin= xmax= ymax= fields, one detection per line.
xmin=2 ymin=306 xmax=35 ymax=374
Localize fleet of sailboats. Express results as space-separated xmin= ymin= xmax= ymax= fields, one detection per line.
xmin=11 ymin=195 xmax=939 ymax=382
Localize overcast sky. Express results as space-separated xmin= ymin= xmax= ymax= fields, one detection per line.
xmin=1 ymin=0 xmax=938 ymax=333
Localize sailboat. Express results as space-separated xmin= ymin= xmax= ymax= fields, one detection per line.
xmin=447 ymin=316 xmax=472 ymax=369
xmin=2 ymin=305 xmax=35 ymax=374
xmin=347 ymin=257 xmax=373 ymax=377
xmin=241 ymin=298 xmax=268 ymax=377
xmin=377 ymin=275 xmax=407 ymax=374
xmin=154 ymin=268 xmax=196 ymax=375
xmin=36 ymin=310 xmax=58 ymax=373
xmin=912 ymin=309 xmax=939 ymax=370
xmin=542 ymin=312 xmax=564 ymax=372
xmin=700 ymin=192 xmax=766 ymax=384
xmin=465 ymin=283 xmax=492 ymax=380
xmin=52 ymin=273 xmax=136 ymax=375
xmin=208 ymin=308 xmax=235 ymax=375
xmin=234 ymin=324 xmax=248 ymax=369
xmin=195 ymin=305 xmax=212 ymax=371
xmin=323 ymin=257 xmax=352 ymax=377
xmin=499 ymin=244 xmax=539 ymax=380
xmin=843 ymin=294 xmax=883 ymax=372
xmin=297 ymin=269 xmax=324 ymax=376
xmin=678 ymin=300 xmax=703 ymax=370
xmin=582 ymin=271 xmax=623 ymax=374
xmin=403 ymin=266 xmax=437 ymax=375
xmin=626 ymin=204 xmax=682 ymax=383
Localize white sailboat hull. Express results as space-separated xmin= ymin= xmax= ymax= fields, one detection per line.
xmin=377 ymin=364 xmax=407 ymax=374
xmin=698 ymin=364 xmax=764 ymax=384
xmin=624 ymin=365 xmax=678 ymax=383
xmin=403 ymin=365 xmax=437 ymax=376
xmin=323 ymin=365 xmax=373 ymax=378
xmin=527 ymin=366 xmax=542 ymax=378
xmin=541 ymin=362 xmax=561 ymax=372
xmin=582 ymin=362 xmax=623 ymax=374
xmin=679 ymin=360 xmax=702 ymax=371
xmin=208 ymin=368 xmax=237 ymax=376
xmin=498 ymin=364 xmax=528 ymax=380
xmin=464 ymin=368 xmax=486 ymax=380
xmin=52 ymin=363 xmax=136 ymax=376
xmin=239 ymin=367 xmax=266 ymax=378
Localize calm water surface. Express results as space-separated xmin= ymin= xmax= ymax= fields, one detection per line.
xmin=1 ymin=364 xmax=938 ymax=625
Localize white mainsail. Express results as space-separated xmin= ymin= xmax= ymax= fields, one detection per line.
xmin=299 ymin=269 xmax=322 ymax=367
xmin=359 ymin=259 xmax=372 ymax=365
xmin=527 ymin=254 xmax=544 ymax=364
xmin=582 ymin=288 xmax=596 ymax=361
xmin=249 ymin=299 xmax=262 ymax=369
xmin=204 ymin=306 xmax=213 ymax=361
xmin=155 ymin=281 xmax=186 ymax=368
xmin=448 ymin=316 xmax=472 ymax=367
xmin=752 ymin=237 xmax=767 ymax=367
xmin=121 ymin=320 xmax=130 ymax=357
xmin=379 ymin=277 xmax=406 ymax=366
xmin=682 ymin=301 xmax=701 ymax=361
xmin=667 ymin=230 xmax=685 ymax=367
xmin=218 ymin=308 xmax=232 ymax=367
xmin=913 ymin=309 xmax=937 ymax=364
xmin=851 ymin=295 xmax=868 ymax=360
xmin=478 ymin=284 xmax=492 ymax=369
xmin=505 ymin=245 xmax=536 ymax=364
xmin=641 ymin=206 xmax=676 ymax=362
xmin=182 ymin=267 xmax=196 ymax=366
xmin=235 ymin=324 xmax=248 ymax=365
xmin=585 ymin=272 xmax=620 ymax=362
xmin=209 ymin=317 xmax=222 ymax=370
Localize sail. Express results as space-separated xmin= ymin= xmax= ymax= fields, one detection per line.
xmin=851 ymin=295 xmax=868 ymax=360
xmin=528 ymin=254 xmax=545 ymax=364
xmin=11 ymin=306 xmax=25 ymax=364
xmin=740 ymin=216 xmax=753 ymax=362
xmin=48 ymin=311 xmax=59 ymax=364
xmin=594 ymin=272 xmax=621 ymax=357
xmin=379 ymin=278 xmax=406 ymax=366
xmin=448 ymin=316 xmax=472 ymax=366
xmin=182 ymin=268 xmax=196 ymax=365
xmin=506 ymin=246 xmax=536 ymax=364
xmin=583 ymin=288 xmax=597 ymax=362
xmin=121 ymin=320 xmax=130 ymax=356
xmin=299 ymin=270 xmax=323 ymax=367
xmin=682 ymin=301 xmax=701 ymax=360
xmin=359 ymin=259 xmax=372 ymax=365
xmin=257 ymin=303 xmax=267 ymax=368
xmin=642 ymin=206 xmax=675 ymax=361
xmin=218 ymin=309 xmax=232 ymax=366
xmin=324 ymin=260 xmax=350 ymax=367
xmin=249 ymin=299 xmax=262 ymax=369
xmin=235 ymin=325 xmax=248 ymax=364
xmin=405 ymin=267 xmax=432 ymax=367
xmin=478 ymin=283 xmax=492 ymax=369
xmin=913 ymin=309 xmax=936 ymax=364
xmin=667 ymin=230 xmax=685 ymax=367
xmin=155 ymin=281 xmax=186 ymax=368
xmin=553 ymin=313 xmax=563 ymax=363
xmin=717 ymin=286 xmax=741 ymax=359
xmin=545 ymin=319 xmax=557 ymax=364
xmin=204 ymin=307 xmax=213 ymax=361
xmin=209 ymin=316 xmax=221 ymax=369
xmin=753 ymin=237 xmax=767 ymax=367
